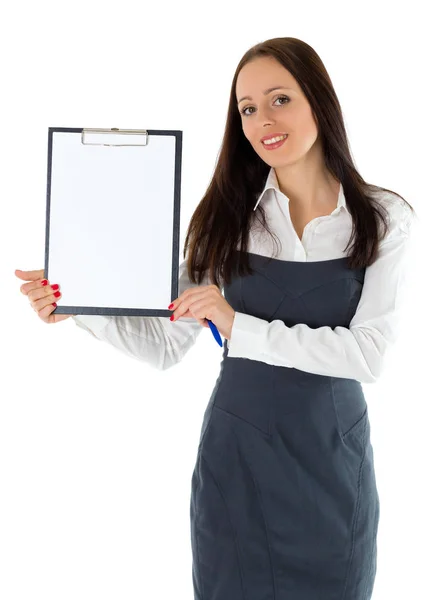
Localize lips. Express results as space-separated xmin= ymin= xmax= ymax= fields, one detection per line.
xmin=261 ymin=135 xmax=288 ymax=150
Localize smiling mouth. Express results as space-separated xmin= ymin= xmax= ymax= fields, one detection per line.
xmin=261 ymin=133 xmax=288 ymax=144
xmin=261 ymin=134 xmax=289 ymax=149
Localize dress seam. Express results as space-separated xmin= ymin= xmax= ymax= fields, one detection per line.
xmin=192 ymin=462 xmax=205 ymax=600
xmin=361 ymin=448 xmax=379 ymax=599
xmin=340 ymin=415 xmax=369 ymax=600
xmin=200 ymin=453 xmax=247 ymax=600
xmin=230 ymin=425 xmax=277 ymax=600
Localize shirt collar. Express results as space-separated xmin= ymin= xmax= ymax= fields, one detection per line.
xmin=252 ymin=167 xmax=349 ymax=215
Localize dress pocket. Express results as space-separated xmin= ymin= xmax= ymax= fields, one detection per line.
xmin=341 ymin=405 xmax=368 ymax=443
xmin=329 ymin=377 xmax=368 ymax=450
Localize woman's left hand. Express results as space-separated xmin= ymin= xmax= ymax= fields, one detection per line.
xmin=168 ymin=285 xmax=236 ymax=340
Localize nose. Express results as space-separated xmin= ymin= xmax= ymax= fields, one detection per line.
xmin=255 ymin=108 xmax=276 ymax=127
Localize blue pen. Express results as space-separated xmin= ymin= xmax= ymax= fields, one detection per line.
xmin=206 ymin=319 xmax=223 ymax=347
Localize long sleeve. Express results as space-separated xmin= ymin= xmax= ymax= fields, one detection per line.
xmin=227 ymin=200 xmax=419 ymax=384
xmin=72 ymin=259 xmax=214 ymax=371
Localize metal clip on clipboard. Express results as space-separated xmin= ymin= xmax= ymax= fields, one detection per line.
xmin=81 ymin=127 xmax=149 ymax=146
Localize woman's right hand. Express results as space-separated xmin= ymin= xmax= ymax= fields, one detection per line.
xmin=15 ymin=269 xmax=72 ymax=324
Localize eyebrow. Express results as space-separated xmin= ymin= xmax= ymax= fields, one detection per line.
xmin=237 ymin=86 xmax=293 ymax=105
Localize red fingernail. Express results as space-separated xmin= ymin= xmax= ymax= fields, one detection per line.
xmin=170 ymin=315 xmax=174 ymax=321
xmin=41 ymin=280 xmax=48 ymax=286
xmin=52 ymin=303 xmax=57 ymax=307
xmin=168 ymin=303 xmax=174 ymax=309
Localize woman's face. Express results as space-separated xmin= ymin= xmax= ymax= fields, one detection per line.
xmin=235 ymin=56 xmax=320 ymax=167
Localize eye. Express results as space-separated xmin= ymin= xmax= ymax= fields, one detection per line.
xmin=240 ymin=95 xmax=290 ymax=117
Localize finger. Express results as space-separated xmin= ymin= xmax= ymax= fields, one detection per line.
xmin=15 ymin=269 xmax=44 ymax=281
xmin=174 ymin=297 xmax=211 ymax=322
xmin=16 ymin=271 xmax=46 ymax=295
xmin=37 ymin=302 xmax=59 ymax=321
xmin=170 ymin=306 xmax=208 ymax=327
xmin=171 ymin=288 xmax=212 ymax=316
xmin=31 ymin=286 xmax=61 ymax=313
xmin=178 ymin=309 xmax=209 ymax=325
xmin=20 ymin=276 xmax=49 ymax=296
xmin=28 ymin=280 xmax=60 ymax=302
xmin=170 ymin=285 xmax=214 ymax=308
xmin=180 ymin=311 xmax=209 ymax=327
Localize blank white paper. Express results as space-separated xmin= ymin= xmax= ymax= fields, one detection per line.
xmin=45 ymin=129 xmax=179 ymax=314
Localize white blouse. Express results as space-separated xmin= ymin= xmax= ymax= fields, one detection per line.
xmin=72 ymin=167 xmax=418 ymax=383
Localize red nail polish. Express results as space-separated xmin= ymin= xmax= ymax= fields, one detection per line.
xmin=168 ymin=303 xmax=174 ymax=309
xmin=170 ymin=315 xmax=174 ymax=321
xmin=41 ymin=280 xmax=48 ymax=286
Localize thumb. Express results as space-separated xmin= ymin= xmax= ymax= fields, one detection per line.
xmin=15 ymin=269 xmax=44 ymax=281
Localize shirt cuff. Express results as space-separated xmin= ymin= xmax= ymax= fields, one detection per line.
xmin=72 ymin=314 xmax=111 ymax=337
xmin=227 ymin=311 xmax=270 ymax=361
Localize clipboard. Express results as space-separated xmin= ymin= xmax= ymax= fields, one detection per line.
xmin=44 ymin=127 xmax=182 ymax=318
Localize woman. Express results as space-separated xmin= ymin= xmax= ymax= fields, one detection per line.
xmin=17 ymin=37 xmax=417 ymax=600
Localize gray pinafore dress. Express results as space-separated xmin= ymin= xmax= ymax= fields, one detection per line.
xmin=190 ymin=251 xmax=380 ymax=600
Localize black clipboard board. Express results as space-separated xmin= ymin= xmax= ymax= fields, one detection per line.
xmin=44 ymin=127 xmax=182 ymax=317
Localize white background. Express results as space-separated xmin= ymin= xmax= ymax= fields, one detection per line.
xmin=2 ymin=1 xmax=426 ymax=599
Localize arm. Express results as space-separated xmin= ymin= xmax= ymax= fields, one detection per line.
xmin=227 ymin=200 xmax=418 ymax=383
xmin=72 ymin=259 xmax=214 ymax=371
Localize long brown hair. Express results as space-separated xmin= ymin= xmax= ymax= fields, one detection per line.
xmin=183 ymin=37 xmax=416 ymax=289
